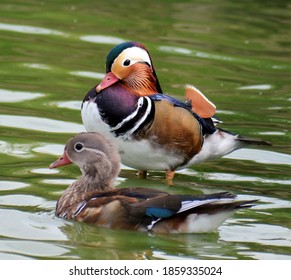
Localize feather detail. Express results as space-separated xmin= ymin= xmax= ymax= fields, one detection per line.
xmin=125 ymin=63 xmax=159 ymax=96
xmin=144 ymin=99 xmax=203 ymax=165
xmin=185 ymin=84 xmax=216 ymax=118
xmin=146 ymin=192 xmax=236 ymax=231
xmin=51 ymin=132 xmax=258 ymax=233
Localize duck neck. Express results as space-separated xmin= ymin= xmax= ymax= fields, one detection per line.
xmin=80 ymin=159 xmax=117 ymax=192
xmin=56 ymin=158 xmax=119 ymax=218
xmin=60 ymin=172 xmax=115 ymax=204
xmin=125 ymin=64 xmax=160 ymax=96
xmin=66 ymin=157 xmax=117 ymax=197
xmin=80 ymin=175 xmax=114 ymax=192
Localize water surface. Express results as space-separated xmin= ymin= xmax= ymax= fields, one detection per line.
xmin=0 ymin=0 xmax=290 ymax=260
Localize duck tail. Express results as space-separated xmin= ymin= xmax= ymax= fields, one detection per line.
xmin=236 ymin=135 xmax=272 ymax=147
xmin=217 ymin=128 xmax=272 ymax=147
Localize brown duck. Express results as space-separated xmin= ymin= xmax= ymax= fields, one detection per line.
xmin=49 ymin=132 xmax=256 ymax=233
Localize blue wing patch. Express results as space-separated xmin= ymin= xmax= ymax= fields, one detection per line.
xmin=145 ymin=207 xmax=176 ymax=219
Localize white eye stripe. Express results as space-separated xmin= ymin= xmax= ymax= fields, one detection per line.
xmin=74 ymin=144 xmax=102 ymax=155
xmin=82 ymin=147 xmax=108 ymax=158
xmin=121 ymin=47 xmax=152 ymax=69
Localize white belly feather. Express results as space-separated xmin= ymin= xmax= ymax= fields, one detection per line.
xmin=82 ymin=101 xmax=182 ymax=170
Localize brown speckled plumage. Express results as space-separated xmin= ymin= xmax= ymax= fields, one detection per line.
xmin=49 ymin=132 xmax=257 ymax=233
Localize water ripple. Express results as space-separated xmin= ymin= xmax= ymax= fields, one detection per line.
xmin=258 ymin=131 xmax=286 ymax=136
xmin=211 ymin=173 xmax=291 ymax=185
xmin=178 ymin=169 xmax=291 ymax=186
xmin=238 ymin=84 xmax=272 ymax=90
xmin=54 ymin=101 xmax=81 ymax=110
xmin=80 ymin=35 xmax=125 ymax=44
xmin=23 ymin=63 xmax=51 ymax=70
xmin=159 ymin=46 xmax=192 ymax=55
xmin=0 ymin=181 xmax=29 ymax=191
xmin=0 ymin=194 xmax=46 ymax=207
xmin=237 ymin=194 xmax=291 ymax=210
xmin=69 ymin=71 xmax=104 ymax=79
xmin=0 ymin=115 xmax=84 ymax=133
xmin=0 ymin=239 xmax=69 ymax=259
xmin=243 ymin=251 xmax=291 ymax=260
xmin=224 ymin=148 xmax=291 ymax=165
xmin=159 ymin=45 xmax=235 ymax=62
xmin=158 ymin=45 xmax=289 ymax=71
xmin=0 ymin=140 xmax=34 ymax=158
xmin=33 ymin=144 xmax=64 ymax=156
xmin=220 ymin=223 xmax=291 ymax=248
xmin=0 ymin=252 xmax=33 ymax=260
xmin=31 ymin=168 xmax=59 ymax=175
xmin=0 ymin=209 xmax=67 ymax=242
xmin=0 ymin=22 xmax=65 ymax=36
xmin=0 ymin=89 xmax=44 ymax=102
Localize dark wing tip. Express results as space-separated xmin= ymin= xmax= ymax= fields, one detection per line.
xmin=235 ymin=199 xmax=259 ymax=209
xmin=236 ymin=135 xmax=272 ymax=146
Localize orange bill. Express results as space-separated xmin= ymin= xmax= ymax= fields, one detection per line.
xmin=49 ymin=151 xmax=72 ymax=169
xmin=96 ymin=72 xmax=119 ymax=92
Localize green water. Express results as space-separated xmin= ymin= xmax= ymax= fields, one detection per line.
xmin=0 ymin=0 xmax=290 ymax=260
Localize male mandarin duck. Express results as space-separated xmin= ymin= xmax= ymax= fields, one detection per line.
xmin=81 ymin=42 xmax=271 ymax=184
xmin=49 ymin=132 xmax=256 ymax=233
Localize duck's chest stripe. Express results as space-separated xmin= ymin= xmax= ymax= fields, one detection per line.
xmin=109 ymin=96 xmax=154 ymax=139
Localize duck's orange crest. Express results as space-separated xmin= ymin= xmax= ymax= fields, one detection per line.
xmin=185 ymin=84 xmax=216 ymax=118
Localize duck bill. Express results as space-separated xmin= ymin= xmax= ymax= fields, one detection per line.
xmin=49 ymin=152 xmax=72 ymax=169
xmin=96 ymin=72 xmax=119 ymax=92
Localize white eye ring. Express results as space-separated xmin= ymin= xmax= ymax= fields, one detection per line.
xmin=122 ymin=58 xmax=131 ymax=66
xmin=74 ymin=142 xmax=84 ymax=152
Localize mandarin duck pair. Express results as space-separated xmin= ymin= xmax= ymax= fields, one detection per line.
xmin=49 ymin=42 xmax=270 ymax=233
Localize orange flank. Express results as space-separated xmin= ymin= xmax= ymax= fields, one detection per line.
xmin=185 ymin=84 xmax=216 ymax=118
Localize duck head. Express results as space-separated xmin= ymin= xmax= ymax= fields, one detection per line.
xmin=50 ymin=132 xmax=120 ymax=188
xmin=96 ymin=41 xmax=163 ymax=96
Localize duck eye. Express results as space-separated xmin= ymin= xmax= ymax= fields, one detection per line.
xmin=74 ymin=142 xmax=83 ymax=151
xmin=123 ymin=59 xmax=131 ymax=66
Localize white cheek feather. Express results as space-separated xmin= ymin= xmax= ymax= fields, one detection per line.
xmin=122 ymin=46 xmax=152 ymax=68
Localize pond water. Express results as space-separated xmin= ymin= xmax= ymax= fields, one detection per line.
xmin=0 ymin=0 xmax=290 ymax=260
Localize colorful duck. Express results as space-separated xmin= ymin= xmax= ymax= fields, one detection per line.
xmin=81 ymin=42 xmax=271 ymax=184
xmin=49 ymin=132 xmax=256 ymax=233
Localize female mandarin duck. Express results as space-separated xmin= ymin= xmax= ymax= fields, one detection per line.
xmin=81 ymin=42 xmax=271 ymax=184
xmin=49 ymin=132 xmax=256 ymax=233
